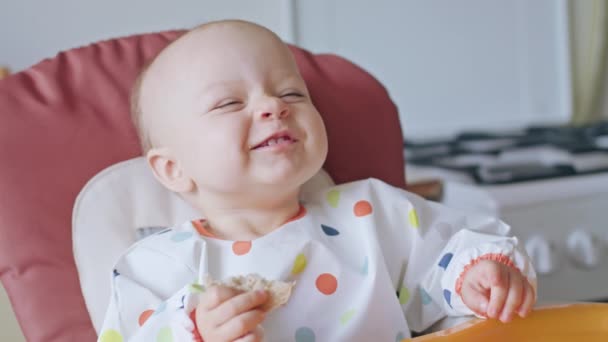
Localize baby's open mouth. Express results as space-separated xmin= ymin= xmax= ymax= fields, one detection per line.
xmin=252 ymin=132 xmax=298 ymax=149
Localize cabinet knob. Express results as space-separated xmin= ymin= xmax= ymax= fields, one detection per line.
xmin=566 ymin=230 xmax=603 ymax=269
xmin=525 ymin=235 xmax=558 ymax=275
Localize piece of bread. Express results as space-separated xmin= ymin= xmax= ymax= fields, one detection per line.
xmin=204 ymin=274 xmax=295 ymax=312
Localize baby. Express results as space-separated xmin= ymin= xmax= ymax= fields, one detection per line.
xmin=99 ymin=20 xmax=537 ymax=341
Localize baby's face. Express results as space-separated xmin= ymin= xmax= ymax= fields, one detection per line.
xmin=142 ymin=23 xmax=328 ymax=200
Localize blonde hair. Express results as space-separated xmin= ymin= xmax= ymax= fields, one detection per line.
xmin=130 ymin=62 xmax=154 ymax=154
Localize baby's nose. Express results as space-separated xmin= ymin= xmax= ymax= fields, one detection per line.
xmin=260 ymin=109 xmax=288 ymax=119
xmin=257 ymin=97 xmax=289 ymax=119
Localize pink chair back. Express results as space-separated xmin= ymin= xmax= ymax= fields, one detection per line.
xmin=0 ymin=31 xmax=405 ymax=341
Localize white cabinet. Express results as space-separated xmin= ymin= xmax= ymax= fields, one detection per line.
xmin=0 ymin=284 xmax=25 ymax=342
xmin=295 ymin=0 xmax=571 ymax=139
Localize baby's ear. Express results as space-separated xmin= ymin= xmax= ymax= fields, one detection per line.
xmin=146 ymin=147 xmax=194 ymax=193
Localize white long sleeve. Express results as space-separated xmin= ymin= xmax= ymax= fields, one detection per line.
xmin=97 ymin=178 xmax=536 ymax=341
xmin=356 ymin=179 xmax=537 ymax=332
xmin=98 ymin=231 xmax=203 ymax=341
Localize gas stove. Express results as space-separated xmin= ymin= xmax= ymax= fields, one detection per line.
xmin=405 ymin=121 xmax=608 ymax=185
xmin=405 ymin=121 xmax=608 ymax=303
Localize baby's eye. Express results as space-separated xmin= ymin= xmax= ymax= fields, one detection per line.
xmin=280 ymin=92 xmax=305 ymax=100
xmin=214 ymin=100 xmax=241 ymax=110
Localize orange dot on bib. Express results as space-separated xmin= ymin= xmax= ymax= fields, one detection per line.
xmin=138 ymin=309 xmax=154 ymax=326
xmin=354 ymin=200 xmax=373 ymax=217
xmin=285 ymin=205 xmax=307 ymax=224
xmin=232 ymin=241 xmax=252 ymax=256
xmin=316 ymin=273 xmax=338 ymax=295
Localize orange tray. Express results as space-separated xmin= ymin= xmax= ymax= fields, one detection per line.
xmin=407 ymin=303 xmax=608 ymax=342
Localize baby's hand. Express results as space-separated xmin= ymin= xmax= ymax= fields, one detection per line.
xmin=460 ymin=260 xmax=535 ymax=323
xmin=195 ymin=285 xmax=268 ymax=341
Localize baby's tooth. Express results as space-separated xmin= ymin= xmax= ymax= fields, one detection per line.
xmin=267 ymin=139 xmax=277 ymax=146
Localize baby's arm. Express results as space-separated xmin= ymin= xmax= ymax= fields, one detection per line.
xmin=97 ymin=232 xmax=270 ymax=342
xmin=406 ymin=195 xmax=537 ymax=329
xmin=435 ymin=229 xmax=536 ymax=319
xmin=360 ymin=179 xmax=537 ymax=332
xmin=99 ymin=279 xmax=202 ymax=341
xmin=97 ymin=234 xmax=202 ymax=341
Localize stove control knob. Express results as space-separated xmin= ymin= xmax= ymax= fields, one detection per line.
xmin=566 ymin=230 xmax=603 ymax=269
xmin=525 ymin=236 xmax=557 ymax=275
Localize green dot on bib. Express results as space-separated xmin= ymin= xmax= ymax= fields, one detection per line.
xmin=189 ymin=283 xmax=205 ymax=293
xmin=156 ymin=327 xmax=173 ymax=342
xmin=99 ymin=329 xmax=123 ymax=342
xmin=408 ymin=209 xmax=419 ymax=228
xmin=340 ymin=309 xmax=356 ymax=325
xmin=361 ymin=256 xmax=369 ymax=276
xmin=326 ymin=190 xmax=340 ymax=208
xmin=291 ymin=253 xmax=307 ymax=275
xmin=399 ymin=286 xmax=411 ymax=305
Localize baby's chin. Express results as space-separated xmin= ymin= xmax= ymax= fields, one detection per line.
xmin=258 ymin=173 xmax=308 ymax=189
xmin=254 ymin=166 xmax=319 ymax=190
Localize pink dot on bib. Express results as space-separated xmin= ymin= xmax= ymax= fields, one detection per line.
xmin=354 ymin=200 xmax=373 ymax=217
xmin=232 ymin=241 xmax=252 ymax=255
xmin=316 ymin=273 xmax=338 ymax=295
xmin=138 ymin=309 xmax=154 ymax=326
xmin=285 ymin=205 xmax=307 ymax=223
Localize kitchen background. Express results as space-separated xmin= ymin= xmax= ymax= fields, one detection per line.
xmin=1 ymin=0 xmax=607 ymax=340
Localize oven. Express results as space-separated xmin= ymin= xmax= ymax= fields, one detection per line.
xmin=405 ymin=121 xmax=608 ymax=303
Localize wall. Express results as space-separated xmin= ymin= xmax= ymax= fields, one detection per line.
xmin=0 ymin=0 xmax=292 ymax=71
xmin=295 ymin=0 xmax=571 ymax=138
xmin=1 ymin=0 xmax=572 ymax=138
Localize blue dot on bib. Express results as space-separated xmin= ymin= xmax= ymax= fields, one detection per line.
xmin=153 ymin=301 xmax=167 ymax=315
xmin=321 ymin=224 xmax=340 ymax=236
xmin=171 ymin=231 xmax=193 ymax=242
xmin=438 ymin=253 xmax=453 ymax=270
xmin=295 ymin=326 xmax=316 ymax=342
xmin=361 ymin=256 xmax=369 ymax=275
xmin=420 ymin=287 xmax=433 ymax=305
xmin=443 ymin=289 xmax=452 ymax=308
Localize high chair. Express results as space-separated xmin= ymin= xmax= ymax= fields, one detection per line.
xmin=0 ymin=30 xmax=405 ymax=341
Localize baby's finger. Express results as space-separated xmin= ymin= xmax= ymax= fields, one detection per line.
xmin=234 ymin=326 xmax=264 ymax=342
xmin=216 ymin=309 xmax=266 ymax=341
xmin=486 ymin=266 xmax=509 ymax=319
xmin=212 ymin=290 xmax=268 ymax=326
xmin=498 ymin=272 xmax=523 ymax=323
xmin=198 ymin=285 xmax=242 ymax=312
xmin=518 ymin=280 xmax=535 ymax=318
xmin=460 ymin=282 xmax=489 ymax=316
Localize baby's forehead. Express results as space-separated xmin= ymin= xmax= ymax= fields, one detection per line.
xmin=190 ymin=22 xmax=293 ymax=60
xmin=141 ymin=22 xmax=297 ymax=99
xmin=158 ymin=27 xmax=294 ymax=79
